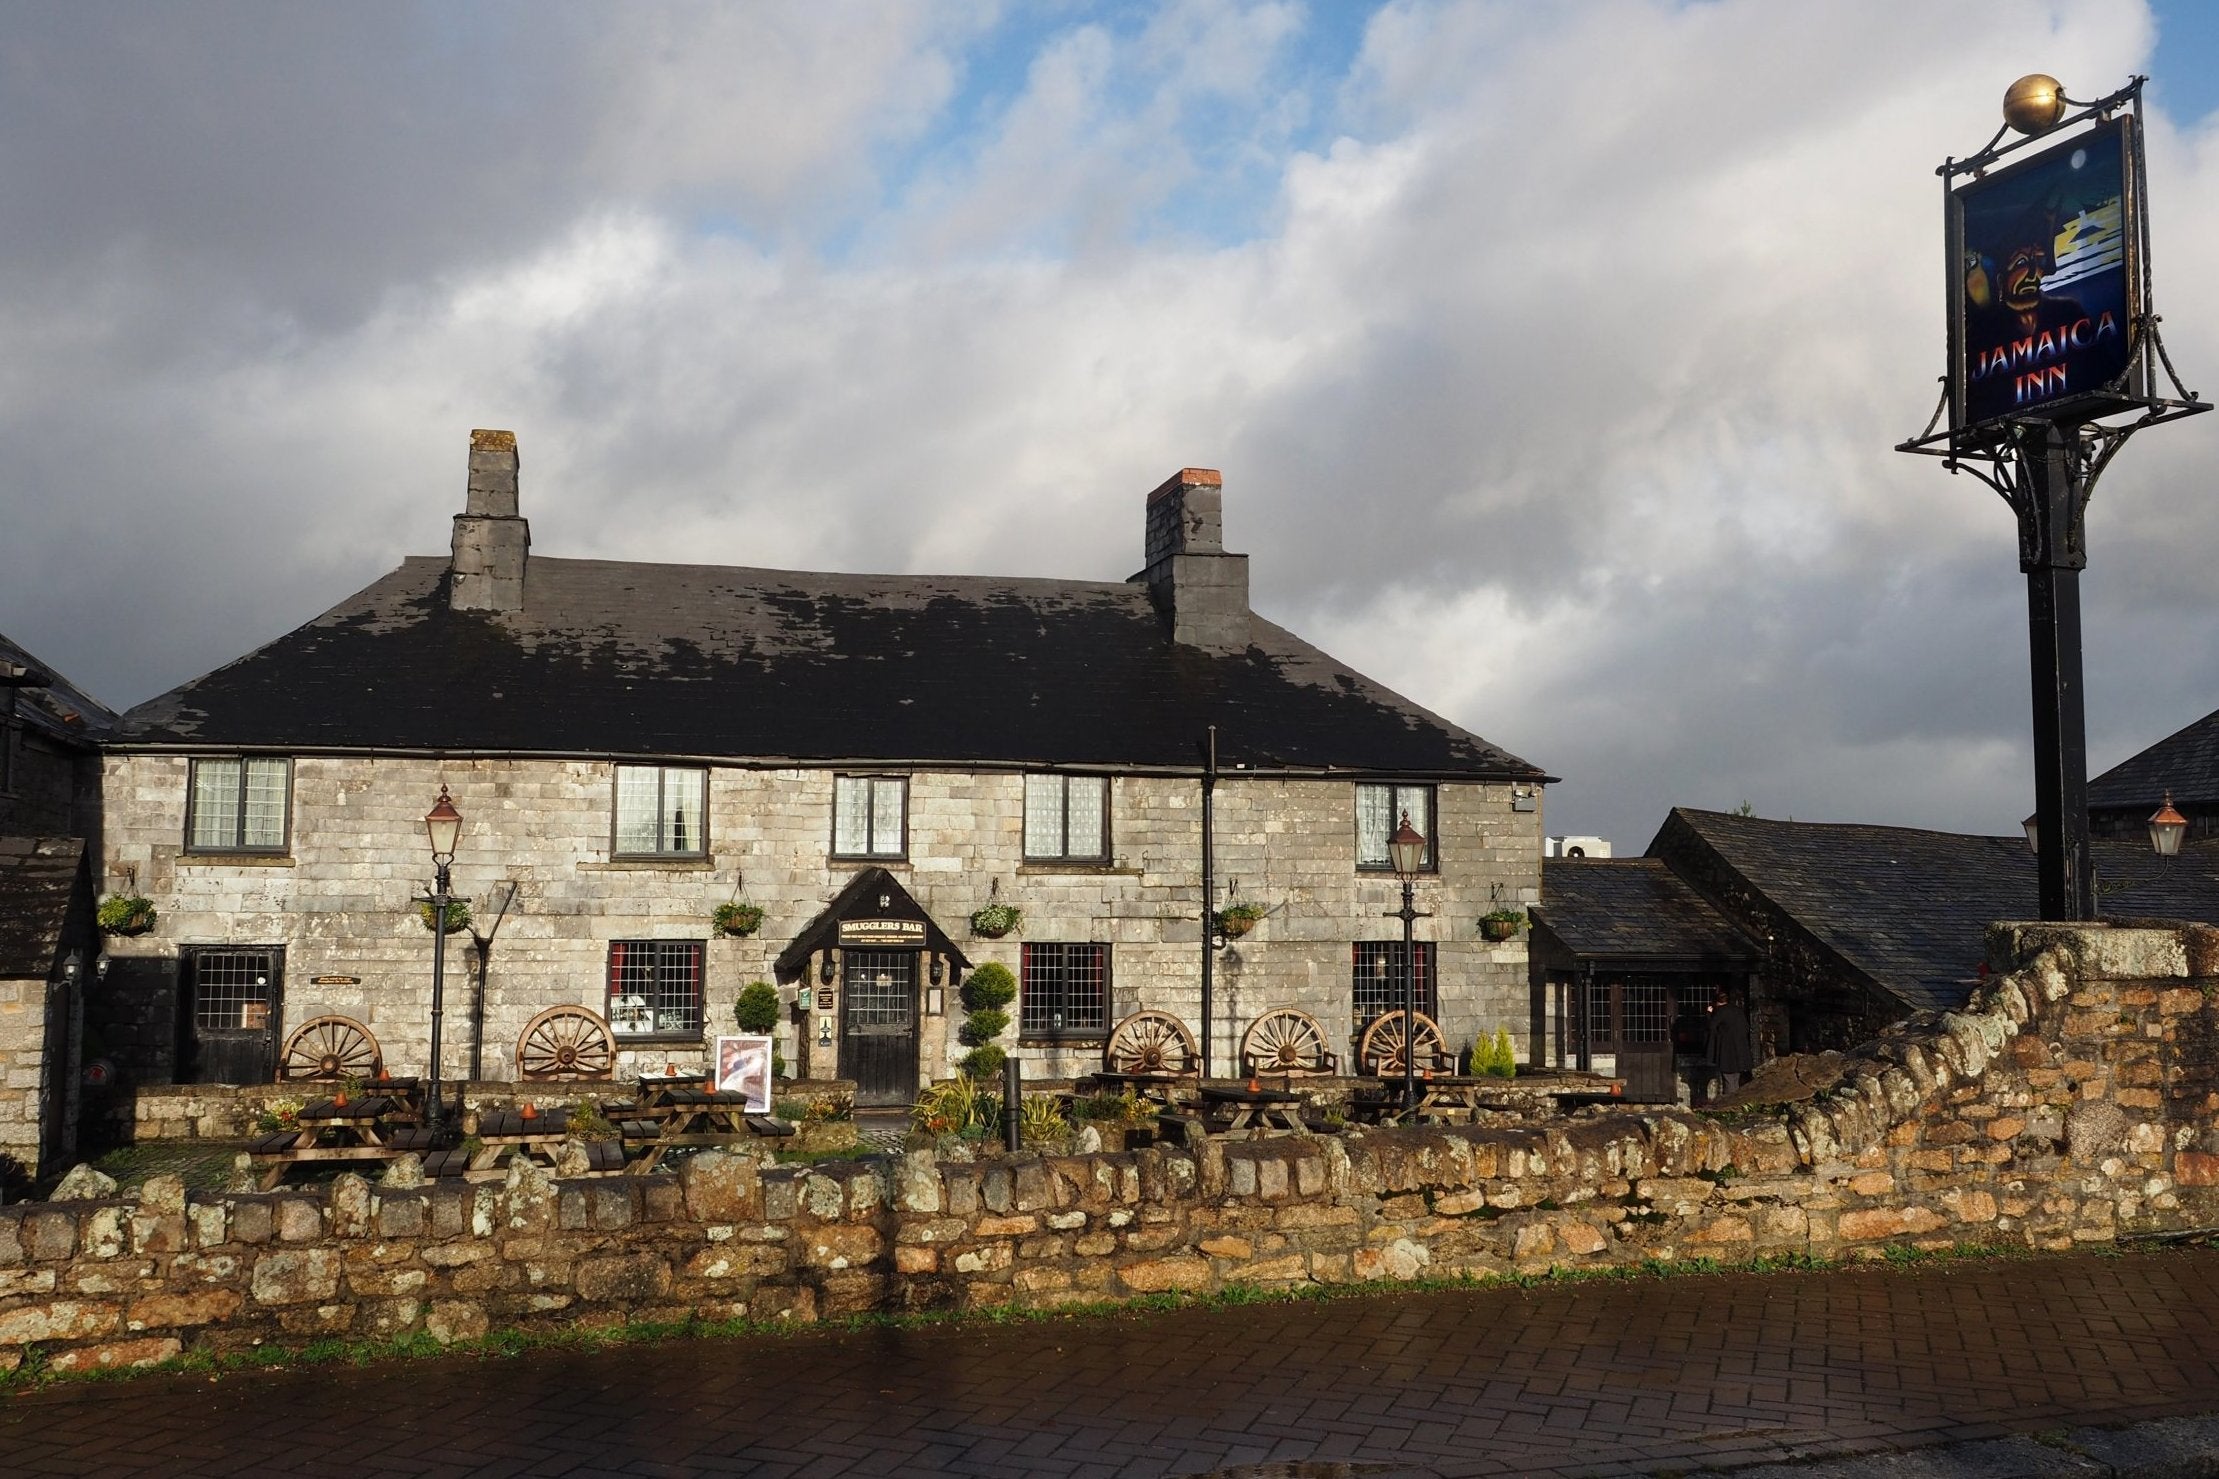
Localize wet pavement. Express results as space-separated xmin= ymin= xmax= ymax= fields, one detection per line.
xmin=5 ymin=1245 xmax=2218 ymax=1478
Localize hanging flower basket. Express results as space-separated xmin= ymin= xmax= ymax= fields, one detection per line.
xmin=1217 ymin=902 xmax=1267 ymax=938
xmin=970 ymin=903 xmax=1022 ymax=939
xmin=1479 ymin=908 xmax=1524 ymax=942
xmin=713 ymin=902 xmax=765 ymax=938
xmin=96 ymin=895 xmax=157 ymax=936
xmin=418 ymin=900 xmax=472 ymax=934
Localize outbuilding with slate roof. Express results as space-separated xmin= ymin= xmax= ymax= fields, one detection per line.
xmin=96 ymin=432 xmax=1550 ymax=1105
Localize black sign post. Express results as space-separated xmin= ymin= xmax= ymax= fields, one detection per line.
xmin=1901 ymin=75 xmax=2206 ymax=920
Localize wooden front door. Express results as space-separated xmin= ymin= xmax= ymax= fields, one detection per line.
xmin=841 ymin=950 xmax=918 ymax=1107
xmin=1588 ymin=975 xmax=1677 ymax=1104
xmin=180 ymin=947 xmax=283 ymax=1085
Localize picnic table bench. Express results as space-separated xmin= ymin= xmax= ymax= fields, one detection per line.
xmin=618 ymin=1075 xmax=786 ymax=1172
xmin=1194 ymin=1082 xmax=1308 ymax=1136
xmin=461 ymin=1105 xmax=628 ymax=1179
xmin=245 ymin=1094 xmax=413 ymax=1189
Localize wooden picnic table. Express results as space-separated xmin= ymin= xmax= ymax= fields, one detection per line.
xmin=245 ymin=1094 xmax=413 ymax=1189
xmin=1193 ymin=1083 xmax=1307 ymax=1136
xmin=1375 ymin=1071 xmax=1629 ymax=1125
xmin=462 ymin=1105 xmax=626 ymax=1179
xmin=619 ymin=1085 xmax=764 ymax=1172
xmin=1089 ymin=1071 xmax=1197 ymax=1106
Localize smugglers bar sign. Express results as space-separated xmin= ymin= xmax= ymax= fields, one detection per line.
xmin=838 ymin=918 xmax=926 ymax=946
xmin=1949 ymin=115 xmax=2143 ymax=431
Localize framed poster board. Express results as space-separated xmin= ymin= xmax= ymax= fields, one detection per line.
xmin=714 ymin=1034 xmax=774 ymax=1113
xmin=1949 ymin=115 xmax=2143 ymax=432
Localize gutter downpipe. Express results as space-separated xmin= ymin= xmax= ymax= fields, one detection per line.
xmin=1200 ymin=726 xmax=1217 ymax=1080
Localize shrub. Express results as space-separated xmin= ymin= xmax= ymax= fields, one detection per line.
xmin=734 ymin=981 xmax=781 ymax=1033
xmin=1017 ymin=1094 xmax=1073 ymax=1153
xmin=958 ymin=1045 xmax=1007 ymax=1082
xmin=911 ymin=1076 xmax=1002 ymax=1137
xmin=1470 ymin=1026 xmax=1518 ymax=1078
xmin=956 ymin=962 xmax=1016 ymax=1078
xmin=962 ymin=961 xmax=1017 ymax=1011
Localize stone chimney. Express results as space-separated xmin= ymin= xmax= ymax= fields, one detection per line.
xmin=1138 ymin=467 xmax=1249 ymax=654
xmin=450 ymin=429 xmax=530 ymax=612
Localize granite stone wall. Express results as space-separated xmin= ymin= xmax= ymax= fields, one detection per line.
xmin=95 ymin=755 xmax=1542 ymax=1093
xmin=7 ymin=922 xmax=2201 ymax=1375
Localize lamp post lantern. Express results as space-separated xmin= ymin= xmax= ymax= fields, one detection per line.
xmin=424 ymin=786 xmax=463 ymax=1130
xmin=2149 ymin=792 xmax=2188 ymax=858
xmin=1385 ymin=811 xmax=1432 ymax=1112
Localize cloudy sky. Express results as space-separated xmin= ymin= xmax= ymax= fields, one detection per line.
xmin=4 ymin=0 xmax=2218 ymax=853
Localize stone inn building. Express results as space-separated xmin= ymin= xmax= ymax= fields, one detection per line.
xmin=90 ymin=432 xmax=1548 ymax=1108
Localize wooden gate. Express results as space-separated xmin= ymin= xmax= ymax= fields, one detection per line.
xmin=180 ymin=947 xmax=284 ymax=1085
xmin=841 ymin=949 xmax=917 ymax=1107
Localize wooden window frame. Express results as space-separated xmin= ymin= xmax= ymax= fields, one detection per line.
xmin=183 ymin=756 xmax=293 ymax=856
xmin=611 ymin=764 xmax=710 ymax=859
xmin=831 ymin=774 xmax=909 ymax=860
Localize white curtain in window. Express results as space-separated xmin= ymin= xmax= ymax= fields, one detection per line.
xmin=834 ymin=776 xmax=871 ymax=854
xmin=190 ymin=763 xmax=241 ymax=850
xmin=1356 ymin=784 xmax=1393 ymax=866
xmin=662 ymin=768 xmax=704 ymax=853
xmin=242 ymin=759 xmax=287 ymax=849
xmin=869 ymin=778 xmax=904 ymax=854
xmin=1066 ymin=776 xmax=1105 ymax=857
xmin=1024 ymin=776 xmax=1061 ymax=856
xmin=615 ymin=766 xmax=661 ymax=853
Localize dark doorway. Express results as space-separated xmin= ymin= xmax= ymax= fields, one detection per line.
xmin=842 ymin=949 xmax=918 ymax=1108
xmin=1585 ymin=975 xmax=1680 ymax=1104
xmin=179 ymin=947 xmax=284 ymax=1085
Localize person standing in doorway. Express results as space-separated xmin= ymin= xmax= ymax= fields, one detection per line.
xmin=1706 ymin=988 xmax=1754 ymax=1104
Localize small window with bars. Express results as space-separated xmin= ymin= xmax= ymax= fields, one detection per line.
xmin=1351 ymin=941 xmax=1436 ymax=1024
xmin=606 ymin=940 xmax=705 ymax=1038
xmin=186 ymin=757 xmax=291 ymax=853
xmin=1020 ymin=943 xmax=1108 ymax=1037
xmin=190 ymin=949 xmax=279 ymax=1031
xmin=613 ymin=765 xmax=707 ymax=857
xmin=1355 ymin=783 xmax=1434 ymax=871
xmin=833 ymin=775 xmax=906 ymax=858
xmin=1023 ymin=775 xmax=1108 ymax=862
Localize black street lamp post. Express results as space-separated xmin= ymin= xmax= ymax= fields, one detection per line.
xmin=424 ymin=786 xmax=463 ymax=1131
xmin=1385 ymin=812 xmax=1432 ymax=1112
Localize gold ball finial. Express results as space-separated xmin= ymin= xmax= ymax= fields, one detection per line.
xmin=2003 ymin=74 xmax=2067 ymax=135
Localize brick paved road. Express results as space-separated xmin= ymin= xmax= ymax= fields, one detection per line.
xmin=5 ymin=1247 xmax=2218 ymax=1479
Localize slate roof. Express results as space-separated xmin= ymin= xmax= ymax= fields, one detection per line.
xmin=1534 ymin=858 xmax=1753 ymax=967
xmin=0 ymin=836 xmax=85 ymax=979
xmin=2089 ymin=708 xmax=2219 ymax=810
xmin=114 ymin=556 xmax=1544 ymax=777
xmin=0 ymin=631 xmax=113 ymax=746
xmin=1653 ymin=808 xmax=2219 ymax=1011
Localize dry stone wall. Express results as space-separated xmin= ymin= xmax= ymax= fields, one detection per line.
xmin=7 ymin=922 xmax=2211 ymax=1374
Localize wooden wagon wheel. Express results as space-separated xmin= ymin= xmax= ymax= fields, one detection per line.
xmin=517 ymin=1005 xmax=617 ymax=1081
xmin=1103 ymin=1009 xmax=1198 ymax=1076
xmin=1359 ymin=1009 xmax=1447 ymax=1075
xmin=278 ymin=1015 xmax=383 ymax=1081
xmin=1241 ymin=1008 xmax=1331 ymax=1074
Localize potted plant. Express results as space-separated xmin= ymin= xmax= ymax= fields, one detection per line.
xmin=1479 ymin=907 xmax=1524 ymax=942
xmin=96 ymin=894 xmax=157 ymax=936
xmin=1217 ymin=901 xmax=1268 ymax=938
xmin=418 ymin=899 xmax=471 ymax=934
xmin=713 ymin=902 xmax=765 ymax=938
xmin=970 ymin=902 xmax=1022 ymax=939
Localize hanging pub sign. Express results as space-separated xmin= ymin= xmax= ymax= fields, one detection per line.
xmin=1949 ymin=114 xmax=2143 ymax=432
